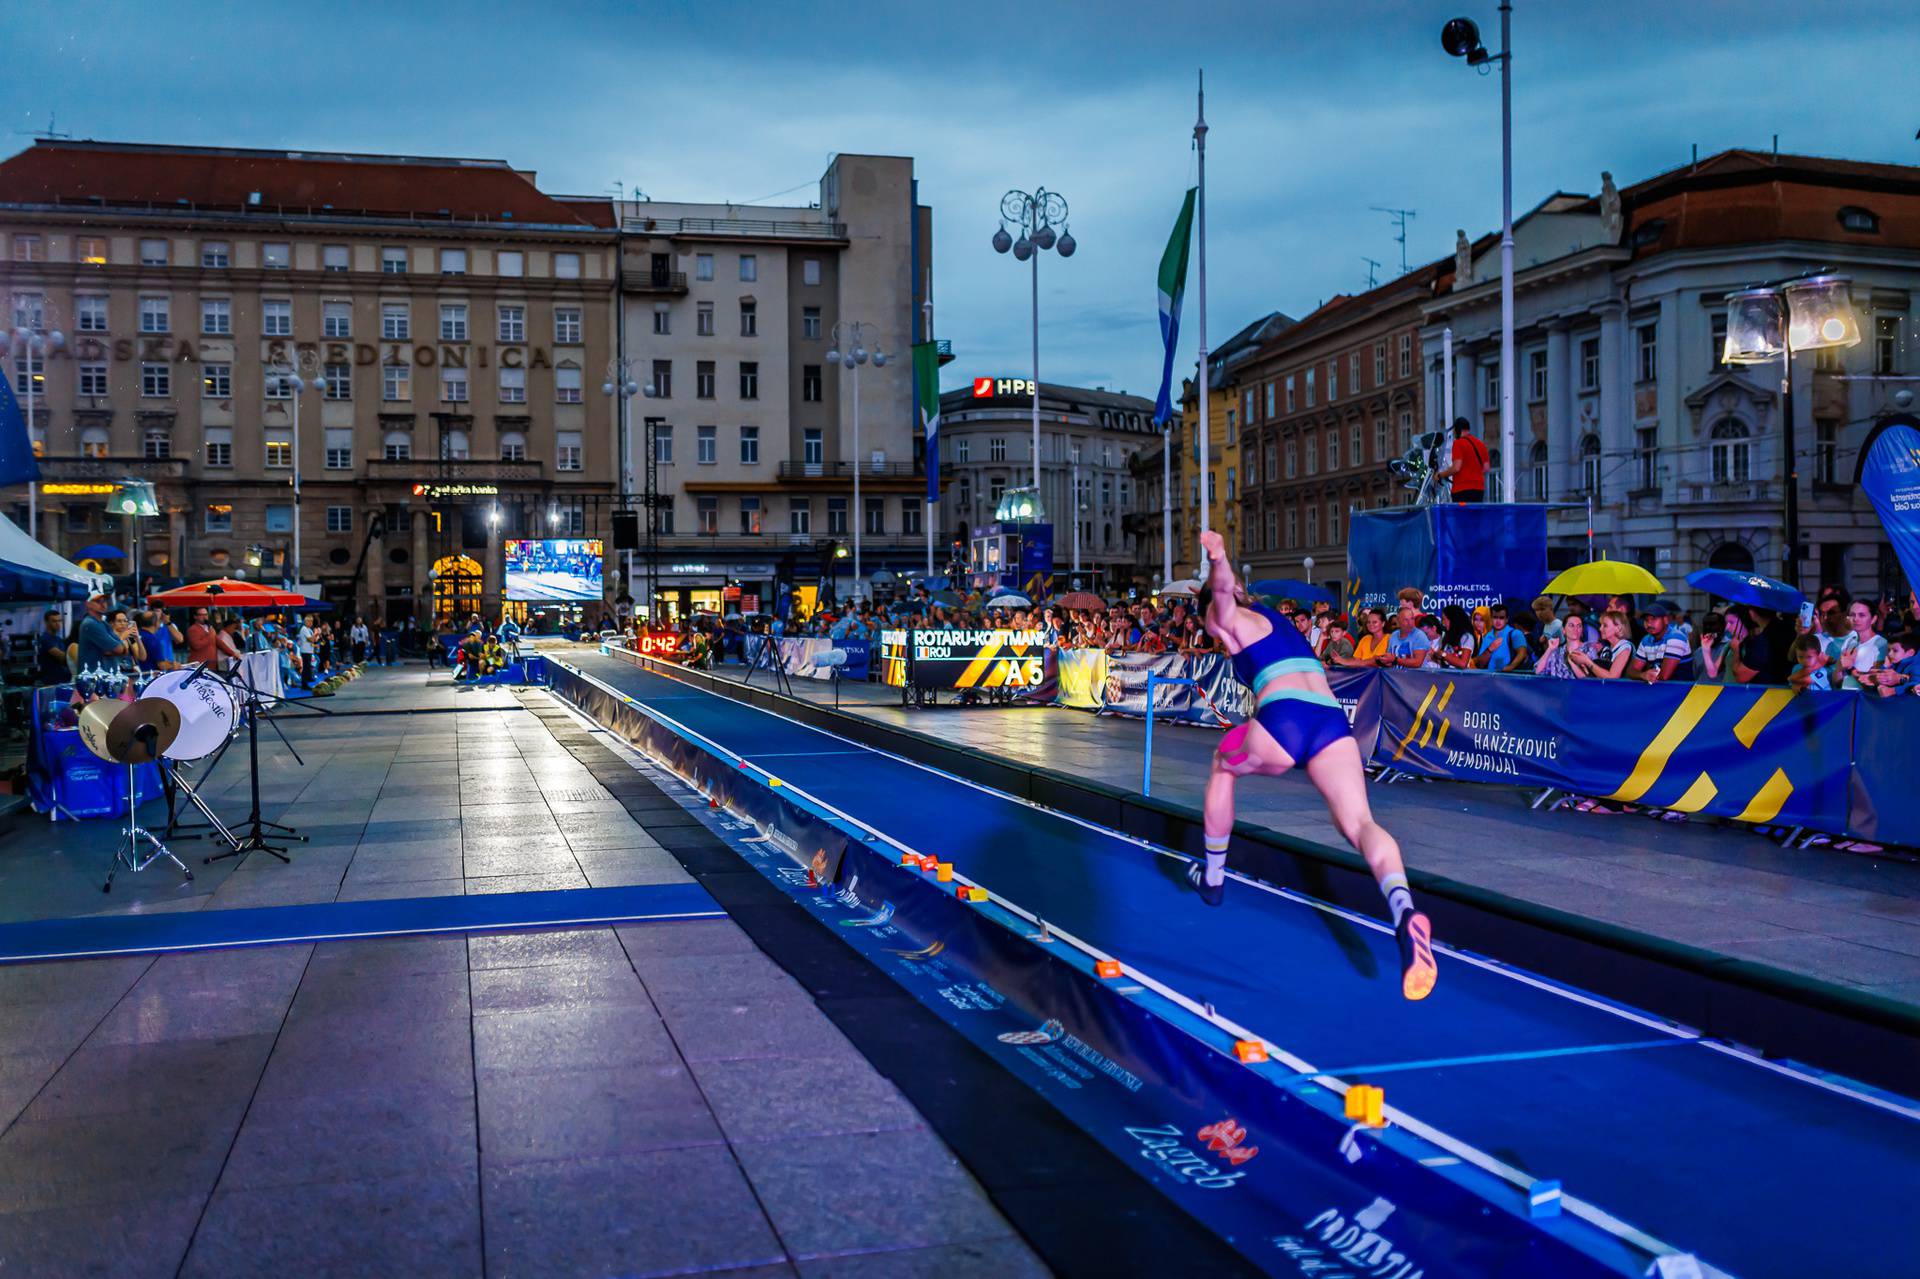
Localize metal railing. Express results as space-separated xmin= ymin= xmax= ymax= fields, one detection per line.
xmin=1670 ymin=479 xmax=1777 ymax=505
xmin=625 ymin=270 xmax=688 ymax=292
xmin=656 ymin=530 xmax=926 ymax=550
xmin=620 ymin=215 xmax=847 ymax=240
xmin=37 ymin=455 xmax=189 ymax=480
xmin=776 ymin=461 xmax=922 ymax=480
xmin=366 ymin=457 xmax=547 ymax=482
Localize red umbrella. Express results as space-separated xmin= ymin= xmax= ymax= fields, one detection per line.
xmin=148 ymin=578 xmax=310 ymax=608
xmin=1056 ymin=591 xmax=1107 ymax=611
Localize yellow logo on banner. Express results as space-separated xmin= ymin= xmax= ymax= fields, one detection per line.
xmin=954 ymin=635 xmax=1044 ymax=689
xmin=1391 ymin=680 xmax=1456 ymax=761
xmin=1604 ymin=685 xmax=1797 ymax=822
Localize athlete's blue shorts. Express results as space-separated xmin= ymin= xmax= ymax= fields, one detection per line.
xmin=1250 ymin=690 xmax=1351 ymax=765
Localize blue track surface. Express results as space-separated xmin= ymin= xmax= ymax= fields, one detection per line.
xmin=570 ymin=653 xmax=1920 ymax=1279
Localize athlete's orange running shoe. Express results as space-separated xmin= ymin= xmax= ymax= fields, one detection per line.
xmin=1396 ymin=912 xmax=1438 ymax=1001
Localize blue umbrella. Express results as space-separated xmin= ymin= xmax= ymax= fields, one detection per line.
xmin=75 ymin=543 xmax=126 ymax=560
xmin=1685 ymin=568 xmax=1805 ymax=614
xmin=1250 ymin=578 xmax=1334 ymax=606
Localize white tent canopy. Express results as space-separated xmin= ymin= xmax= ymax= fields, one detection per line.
xmin=0 ymin=513 xmax=112 ymax=601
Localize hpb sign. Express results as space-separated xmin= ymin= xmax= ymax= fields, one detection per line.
xmin=972 ymin=377 xmax=1037 ymax=398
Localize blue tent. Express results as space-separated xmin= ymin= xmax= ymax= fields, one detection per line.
xmin=0 ymin=514 xmax=112 ymax=601
xmin=1250 ymin=578 xmax=1334 ymax=606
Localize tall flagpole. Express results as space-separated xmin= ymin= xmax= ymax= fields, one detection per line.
xmin=1193 ymin=71 xmax=1211 ymax=568
xmin=1161 ymin=424 xmax=1172 ymax=586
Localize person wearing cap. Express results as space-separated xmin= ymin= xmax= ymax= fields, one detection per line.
xmin=1631 ymin=601 xmax=1693 ymax=683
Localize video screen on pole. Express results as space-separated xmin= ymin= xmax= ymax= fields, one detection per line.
xmin=504 ymin=538 xmax=603 ymax=602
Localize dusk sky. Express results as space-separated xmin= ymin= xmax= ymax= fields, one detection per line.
xmin=6 ymin=1 xmax=1917 ymax=399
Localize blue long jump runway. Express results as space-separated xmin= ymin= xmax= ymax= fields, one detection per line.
xmin=563 ymin=650 xmax=1919 ymax=1279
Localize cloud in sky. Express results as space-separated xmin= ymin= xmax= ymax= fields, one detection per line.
xmin=5 ymin=1 xmax=1915 ymax=396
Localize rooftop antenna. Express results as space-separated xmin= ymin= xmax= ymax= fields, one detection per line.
xmin=14 ymin=110 xmax=72 ymax=141
xmin=1370 ymin=206 xmax=1418 ymax=273
xmin=1361 ymin=256 xmax=1382 ymax=289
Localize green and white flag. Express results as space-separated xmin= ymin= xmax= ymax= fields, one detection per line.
xmin=1154 ymin=188 xmax=1197 ymax=426
xmin=912 ymin=342 xmax=942 ymax=503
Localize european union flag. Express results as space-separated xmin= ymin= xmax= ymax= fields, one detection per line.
xmin=0 ymin=369 xmax=39 ymax=489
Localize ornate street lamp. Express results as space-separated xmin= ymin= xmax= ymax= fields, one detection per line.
xmin=992 ymin=188 xmax=1076 ymax=515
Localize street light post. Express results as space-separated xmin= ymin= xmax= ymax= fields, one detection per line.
xmin=825 ymin=321 xmax=888 ymax=599
xmin=264 ymin=356 xmax=323 ymax=589
xmin=6 ymin=322 xmax=66 ymax=540
xmin=992 ymin=189 xmax=1077 ymax=513
xmin=1443 ymin=6 xmax=1515 ymax=502
xmin=602 ymin=357 xmax=649 ymax=616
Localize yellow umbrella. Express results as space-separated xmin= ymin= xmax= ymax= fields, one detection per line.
xmin=1543 ymin=559 xmax=1664 ymax=598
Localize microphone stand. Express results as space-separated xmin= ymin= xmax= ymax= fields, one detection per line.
xmin=199 ymin=650 xmax=333 ymax=865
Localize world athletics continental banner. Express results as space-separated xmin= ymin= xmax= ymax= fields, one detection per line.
xmin=1371 ymin=668 xmax=1855 ymax=830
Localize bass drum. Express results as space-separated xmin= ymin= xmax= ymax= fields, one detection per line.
xmin=140 ymin=666 xmax=242 ymax=761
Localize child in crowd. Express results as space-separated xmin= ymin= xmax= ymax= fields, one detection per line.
xmin=1789 ymin=633 xmax=1833 ymax=691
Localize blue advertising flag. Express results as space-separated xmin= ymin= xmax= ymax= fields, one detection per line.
xmin=1153 ymin=189 xmax=1197 ymax=426
xmin=0 ymin=369 xmax=40 ymax=489
xmin=1856 ymin=413 xmax=1920 ymax=594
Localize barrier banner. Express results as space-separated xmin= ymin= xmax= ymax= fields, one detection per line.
xmin=1189 ymin=652 xmax=1251 ymax=724
xmin=1323 ymin=667 xmax=1384 ymax=760
xmin=744 ymin=635 xmax=871 ymax=682
xmin=1055 ymin=648 xmax=1108 ymax=710
xmin=1344 ymin=508 xmax=1432 ymax=613
xmin=1373 ymin=669 xmax=1855 ymax=833
xmin=1346 ymin=505 xmax=1550 ymax=614
xmin=1099 ymin=651 xmax=1227 ymax=726
xmin=1856 ymin=413 xmax=1920 ymax=594
xmin=1847 ymin=695 xmax=1920 ymax=845
xmin=1019 ymin=647 xmax=1061 ymax=703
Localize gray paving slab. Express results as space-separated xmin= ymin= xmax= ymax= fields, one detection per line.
xmin=182 ymin=1171 xmax=484 ymax=1278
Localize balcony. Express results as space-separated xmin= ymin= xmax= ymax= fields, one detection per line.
xmin=935 ymin=339 xmax=955 ymax=366
xmin=1670 ymin=479 xmax=1777 ymax=506
xmin=653 ymin=531 xmax=929 ymax=553
xmin=776 ymin=461 xmax=923 ymax=482
xmin=624 ymin=270 xmax=689 ymax=296
xmin=621 ymin=215 xmax=848 ymax=242
xmin=365 ymin=458 xmax=548 ymax=484
xmin=38 ymin=455 xmax=188 ymax=483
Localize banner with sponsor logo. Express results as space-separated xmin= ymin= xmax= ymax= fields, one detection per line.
xmin=1346 ymin=505 xmax=1549 ymax=615
xmin=1369 ymin=668 xmax=1856 ymax=833
xmin=1098 ymin=651 xmax=1230 ymax=726
xmin=1324 ymin=667 xmax=1384 ymax=761
xmin=1856 ymin=413 xmax=1920 ymax=596
xmin=744 ymin=635 xmax=871 ymax=681
xmin=1055 ymin=648 xmax=1109 ymax=710
xmin=1845 ymin=694 xmax=1920 ymax=843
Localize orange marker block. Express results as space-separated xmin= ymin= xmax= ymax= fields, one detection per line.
xmin=1343 ymin=1085 xmax=1386 ymax=1127
xmin=1233 ymin=1040 xmax=1269 ymax=1064
xmin=918 ymin=855 xmax=939 ymax=872
xmin=900 ymin=854 xmax=918 ymax=867
xmin=1095 ymin=959 xmax=1123 ymax=979
xmin=936 ymin=862 xmax=954 ymax=882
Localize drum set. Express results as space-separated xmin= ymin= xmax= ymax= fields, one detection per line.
xmin=77 ymin=662 xmax=256 ymax=892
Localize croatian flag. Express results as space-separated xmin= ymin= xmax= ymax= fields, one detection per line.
xmin=1153 ymin=188 xmax=1197 ymax=427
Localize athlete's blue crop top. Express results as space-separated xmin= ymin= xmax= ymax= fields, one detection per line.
xmin=1229 ymin=601 xmax=1323 ymax=689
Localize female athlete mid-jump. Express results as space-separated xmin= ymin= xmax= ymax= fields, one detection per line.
xmin=1190 ymin=529 xmax=1437 ymax=1001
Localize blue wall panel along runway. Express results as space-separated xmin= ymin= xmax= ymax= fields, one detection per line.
xmin=564 ymin=652 xmax=1920 ymax=1279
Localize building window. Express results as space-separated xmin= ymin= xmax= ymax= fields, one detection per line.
xmin=11 ymin=234 xmax=42 ymax=262
xmin=1285 ymin=374 xmax=1296 ymax=412
xmin=323 ymin=363 xmax=351 ymax=400
xmin=802 ymin=365 xmax=822 ymax=402
xmin=696 ymin=361 xmax=715 ymax=399
xmin=740 ymin=425 xmax=760 ymax=465
xmin=1328 ymin=501 xmax=1341 ymax=544
xmin=1636 ymin=322 xmax=1658 ymax=383
xmin=383 ymin=432 xmax=411 ymax=461
xmin=1374 ymin=343 xmax=1387 ymax=387
xmin=325 ymin=428 xmax=352 ymax=469
xmin=498 ymin=367 xmax=526 ymax=403
xmin=803 ymin=306 xmax=821 ymax=340
xmin=1286 ymin=508 xmax=1297 ymax=548
xmin=802 ymin=258 xmax=822 ymax=286
xmin=1579 ymin=337 xmax=1599 ymax=391
xmin=498 ymin=304 xmax=525 ymax=343
xmin=381 ymin=246 xmax=407 ymax=274
xmin=902 ymin=497 xmax=922 ymax=536
xmin=263 ymin=243 xmax=290 ymax=269
xmin=439 ymin=304 xmax=468 ymax=342
xmin=80 ymin=426 xmax=109 ymax=459
xmin=739 ymin=254 xmax=757 ymax=282
xmin=740 ymin=300 xmax=757 ymax=336
xmin=1580 ymin=433 xmax=1602 ymax=493
xmin=1306 ymin=505 xmax=1319 ymax=545
xmin=499 ymin=431 xmax=527 ymax=463
xmin=732 ymin=495 xmax=760 ymax=536
xmin=1305 ymin=369 xmax=1316 ymax=407
xmin=383 ymin=363 xmax=410 ymax=402
xmin=557 ymin=430 xmax=583 ymax=471
xmin=381 ymin=302 xmax=409 ymax=340
xmin=1349 ymin=352 xmax=1361 ymax=395
xmin=827 ymin=496 xmax=848 ymax=534
xmin=957 ymin=477 xmax=972 ymax=509
xmin=10 ymin=292 xmax=41 ymax=330
xmin=1264 ymin=508 xmax=1277 ymax=550
xmin=326 ymin=507 xmax=352 ymax=533
xmin=1710 ymin=420 xmax=1750 ymax=484
xmin=439 ymin=249 xmax=467 ymax=276
xmin=555 ymin=366 xmax=582 ymax=403
xmin=553 ymin=252 xmax=581 ymax=279
xmin=955 ymin=437 xmax=969 ymax=463
xmin=1636 ymin=427 xmax=1658 ymax=491
xmin=1242 ymin=389 xmax=1254 ymax=426
xmin=205 ymin=434 xmax=232 ymax=468
xmin=684 ymin=494 xmax=714 ymax=536
xmin=652 ymin=307 xmax=670 ymax=336
xmin=322 ymin=244 xmax=349 ymax=272
xmin=265 ymin=373 xmax=295 ymax=400
xmin=739 ymin=362 xmax=759 ymax=400
xmin=990 ymin=437 xmax=1006 ymax=462
xmin=649 ymin=359 xmax=672 ymax=398
xmin=202 ymin=241 xmax=230 ymax=269
xmin=141 ymin=362 xmax=170 ymax=397
xmin=1305 ymin=433 xmax=1318 ymax=475
xmin=197 ymin=363 xmax=233 ymax=400
xmin=1815 ymin=419 xmax=1838 ymax=484
xmin=76 ymin=295 xmax=108 ymax=332
xmin=139 ymin=296 xmax=169 ymax=333
xmin=322 ymin=300 xmax=351 ymax=339
xmin=1528 ymin=349 xmax=1547 ymax=401
xmin=654 ymin=425 xmax=673 ymax=464
xmin=439 ymin=429 xmax=469 ymax=460
xmin=79 ymin=362 xmax=109 ymax=397
xmin=1529 ymin=440 xmax=1549 ymax=500
xmin=1327 ymin=428 xmax=1340 ymax=472
xmin=1350 ymin=421 xmax=1364 ymax=467
xmin=440 ymin=367 xmax=468 ymax=403
xmin=193 ymin=297 xmax=230 ymax=336
xmin=1483 ymin=362 xmax=1499 ymax=408
xmin=697 ymin=303 xmax=714 ymax=336
xmin=804 ymin=429 xmax=823 ymax=465
xmin=497 ymin=250 xmax=524 ymax=277
xmin=1264 ymin=382 xmax=1276 ymax=417
xmin=1373 ymin=418 xmax=1388 ymax=462
xmin=554 ymin=307 xmax=582 ymax=344
xmin=790 ymin=498 xmax=811 ymax=535
xmin=697 ymin=425 xmax=716 ymax=464
xmin=654 ymin=502 xmax=674 ymax=535
xmin=1709 ymin=312 xmax=1729 ymax=372
xmin=1226 ymin=467 xmax=1237 ymax=501
xmin=1876 ymin=315 xmax=1903 ymax=375
xmin=265 ymin=438 xmax=292 ymax=468
xmin=865 ymin=496 xmax=884 ymax=535
xmin=263 ymin=298 xmax=292 ymax=337
xmin=265 ymin=504 xmax=293 ymax=533
xmin=1398 ymin=333 xmax=1413 ymax=377
xmin=139 ymin=238 xmax=168 ymax=266
xmin=204 ymin=504 xmax=233 ymax=533
xmin=695 ymin=253 xmax=713 ymax=281
xmin=1284 ymin=438 xmax=1297 ymax=479
xmin=1328 ymin=361 xmax=1339 ymax=401
xmin=73 ymin=236 xmax=105 ymax=266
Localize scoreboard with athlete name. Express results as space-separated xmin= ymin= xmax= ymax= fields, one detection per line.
xmin=882 ymin=628 xmax=1047 ymax=691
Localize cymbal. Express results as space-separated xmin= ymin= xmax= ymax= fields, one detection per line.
xmin=77 ymin=697 xmax=183 ymax=765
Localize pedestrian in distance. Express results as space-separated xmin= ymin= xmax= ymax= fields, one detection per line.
xmin=1436 ymin=417 xmax=1490 ymax=503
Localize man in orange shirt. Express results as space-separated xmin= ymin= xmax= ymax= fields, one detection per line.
xmin=1437 ymin=417 xmax=1490 ymax=503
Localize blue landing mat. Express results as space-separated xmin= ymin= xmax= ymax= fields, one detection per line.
xmin=0 ymin=882 xmax=723 ymax=964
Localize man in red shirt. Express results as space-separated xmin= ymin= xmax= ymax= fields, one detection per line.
xmin=1437 ymin=417 xmax=1490 ymax=503
xmin=184 ymin=606 xmax=219 ymax=667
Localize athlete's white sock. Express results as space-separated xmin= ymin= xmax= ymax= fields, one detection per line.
xmin=1203 ymin=836 xmax=1229 ymax=888
xmin=1380 ymin=872 xmax=1414 ymax=927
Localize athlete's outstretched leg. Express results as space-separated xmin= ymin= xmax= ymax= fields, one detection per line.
xmin=1190 ymin=751 xmax=1237 ymax=907
xmin=1304 ymin=738 xmax=1437 ymax=1000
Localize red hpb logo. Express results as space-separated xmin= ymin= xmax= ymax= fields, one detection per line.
xmin=1197 ymin=1119 xmax=1259 ymax=1166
